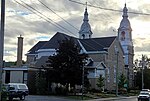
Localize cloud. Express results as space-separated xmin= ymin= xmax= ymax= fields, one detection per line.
xmin=3 ymin=0 xmax=150 ymax=61
xmin=133 ymin=37 xmax=150 ymax=54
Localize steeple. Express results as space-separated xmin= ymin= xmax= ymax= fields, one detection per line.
xmin=118 ymin=3 xmax=132 ymax=42
xmin=122 ymin=3 xmax=128 ymax=18
xmin=119 ymin=4 xmax=131 ymax=30
xmin=83 ymin=3 xmax=88 ymax=22
xmin=79 ymin=2 xmax=93 ymax=39
xmin=117 ymin=4 xmax=134 ymax=87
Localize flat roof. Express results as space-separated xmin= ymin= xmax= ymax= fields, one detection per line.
xmin=3 ymin=67 xmax=28 ymax=71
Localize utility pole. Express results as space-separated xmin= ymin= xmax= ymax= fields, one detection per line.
xmin=0 ymin=0 xmax=5 ymax=100
xmin=141 ymin=55 xmax=145 ymax=89
xmin=82 ymin=60 xmax=85 ymax=100
xmin=116 ymin=50 xmax=119 ymax=96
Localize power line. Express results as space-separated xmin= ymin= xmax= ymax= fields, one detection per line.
xmin=20 ymin=0 xmax=78 ymax=36
xmin=37 ymin=0 xmax=106 ymax=48
xmin=14 ymin=0 xmax=69 ymax=34
xmin=87 ymin=1 xmax=114 ymax=23
xmin=69 ymin=0 xmax=150 ymax=16
xmin=38 ymin=0 xmax=108 ymax=47
xmin=14 ymin=0 xmax=111 ymax=50
xmin=37 ymin=0 xmax=79 ymax=31
xmin=15 ymin=0 xmax=78 ymax=37
xmin=13 ymin=0 xmax=99 ymax=51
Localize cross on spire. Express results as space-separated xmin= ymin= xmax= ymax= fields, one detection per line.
xmin=85 ymin=2 xmax=87 ymax=9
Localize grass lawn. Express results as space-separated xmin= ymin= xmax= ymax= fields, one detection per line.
xmin=92 ymin=93 xmax=116 ymax=98
xmin=66 ymin=93 xmax=116 ymax=100
xmin=67 ymin=95 xmax=93 ymax=100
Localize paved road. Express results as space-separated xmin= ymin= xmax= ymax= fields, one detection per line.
xmin=13 ymin=95 xmax=137 ymax=101
xmin=25 ymin=95 xmax=75 ymax=101
xmin=114 ymin=97 xmax=137 ymax=101
xmin=87 ymin=96 xmax=137 ymax=101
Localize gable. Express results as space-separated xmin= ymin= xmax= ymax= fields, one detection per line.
xmin=40 ymin=32 xmax=79 ymax=49
xmin=27 ymin=41 xmax=47 ymax=54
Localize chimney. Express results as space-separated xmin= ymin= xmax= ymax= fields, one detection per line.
xmin=17 ymin=35 xmax=23 ymax=67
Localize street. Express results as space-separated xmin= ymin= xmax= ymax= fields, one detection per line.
xmin=24 ymin=95 xmax=74 ymax=101
xmin=89 ymin=96 xmax=138 ymax=101
xmin=114 ymin=97 xmax=137 ymax=101
xmin=13 ymin=95 xmax=137 ymax=101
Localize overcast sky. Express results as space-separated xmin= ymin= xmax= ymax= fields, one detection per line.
xmin=2 ymin=0 xmax=150 ymax=62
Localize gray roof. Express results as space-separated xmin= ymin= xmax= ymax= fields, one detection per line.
xmin=40 ymin=32 xmax=78 ymax=49
xmin=79 ymin=36 xmax=116 ymax=51
xmin=28 ymin=32 xmax=117 ymax=54
xmin=28 ymin=41 xmax=47 ymax=54
xmin=3 ymin=67 xmax=28 ymax=71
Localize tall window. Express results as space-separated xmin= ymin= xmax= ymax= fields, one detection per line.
xmin=107 ymin=68 xmax=110 ymax=82
xmin=114 ymin=66 xmax=116 ymax=83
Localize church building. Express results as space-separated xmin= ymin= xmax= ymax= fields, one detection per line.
xmin=26 ymin=4 xmax=134 ymax=91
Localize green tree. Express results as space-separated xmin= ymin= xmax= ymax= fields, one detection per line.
xmin=118 ymin=74 xmax=127 ymax=89
xmin=96 ymin=75 xmax=104 ymax=92
xmin=135 ymin=69 xmax=150 ymax=89
xmin=46 ymin=38 xmax=89 ymax=93
xmin=134 ymin=55 xmax=150 ymax=89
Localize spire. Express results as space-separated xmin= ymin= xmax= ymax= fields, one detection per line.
xmin=83 ymin=2 xmax=89 ymax=21
xmin=79 ymin=2 xmax=93 ymax=39
xmin=122 ymin=3 xmax=128 ymax=18
xmin=119 ymin=3 xmax=131 ymax=30
xmin=118 ymin=3 xmax=132 ymax=44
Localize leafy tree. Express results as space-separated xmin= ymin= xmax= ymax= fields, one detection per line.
xmin=135 ymin=69 xmax=150 ymax=89
xmin=135 ymin=71 xmax=142 ymax=89
xmin=96 ymin=75 xmax=104 ymax=92
xmin=118 ymin=74 xmax=127 ymax=89
xmin=46 ymin=38 xmax=89 ymax=92
xmin=35 ymin=69 xmax=48 ymax=95
xmin=134 ymin=55 xmax=150 ymax=89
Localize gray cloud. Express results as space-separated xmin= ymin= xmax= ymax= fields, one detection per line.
xmin=133 ymin=37 xmax=150 ymax=52
xmin=3 ymin=0 xmax=150 ymax=61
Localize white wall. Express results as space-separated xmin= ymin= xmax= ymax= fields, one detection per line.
xmin=10 ymin=71 xmax=23 ymax=83
xmin=2 ymin=67 xmax=28 ymax=84
xmin=37 ymin=49 xmax=56 ymax=59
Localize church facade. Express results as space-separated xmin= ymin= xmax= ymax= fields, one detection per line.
xmin=26 ymin=4 xmax=134 ymax=91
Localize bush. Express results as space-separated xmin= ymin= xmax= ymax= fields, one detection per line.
xmin=89 ymin=88 xmax=100 ymax=93
xmin=36 ymin=77 xmax=48 ymax=95
xmin=55 ymin=86 xmax=68 ymax=95
xmin=119 ymin=88 xmax=127 ymax=94
xmin=1 ymin=91 xmax=8 ymax=101
xmin=2 ymin=86 xmax=8 ymax=101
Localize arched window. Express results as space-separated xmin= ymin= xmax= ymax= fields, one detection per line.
xmin=82 ymin=34 xmax=85 ymax=39
xmin=89 ymin=35 xmax=91 ymax=38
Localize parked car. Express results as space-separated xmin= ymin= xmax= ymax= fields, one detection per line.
xmin=138 ymin=91 xmax=150 ymax=101
xmin=4 ymin=83 xmax=29 ymax=100
xmin=142 ymin=89 xmax=150 ymax=93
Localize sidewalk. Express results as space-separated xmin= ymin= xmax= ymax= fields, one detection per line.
xmin=86 ymin=96 xmax=137 ymax=101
